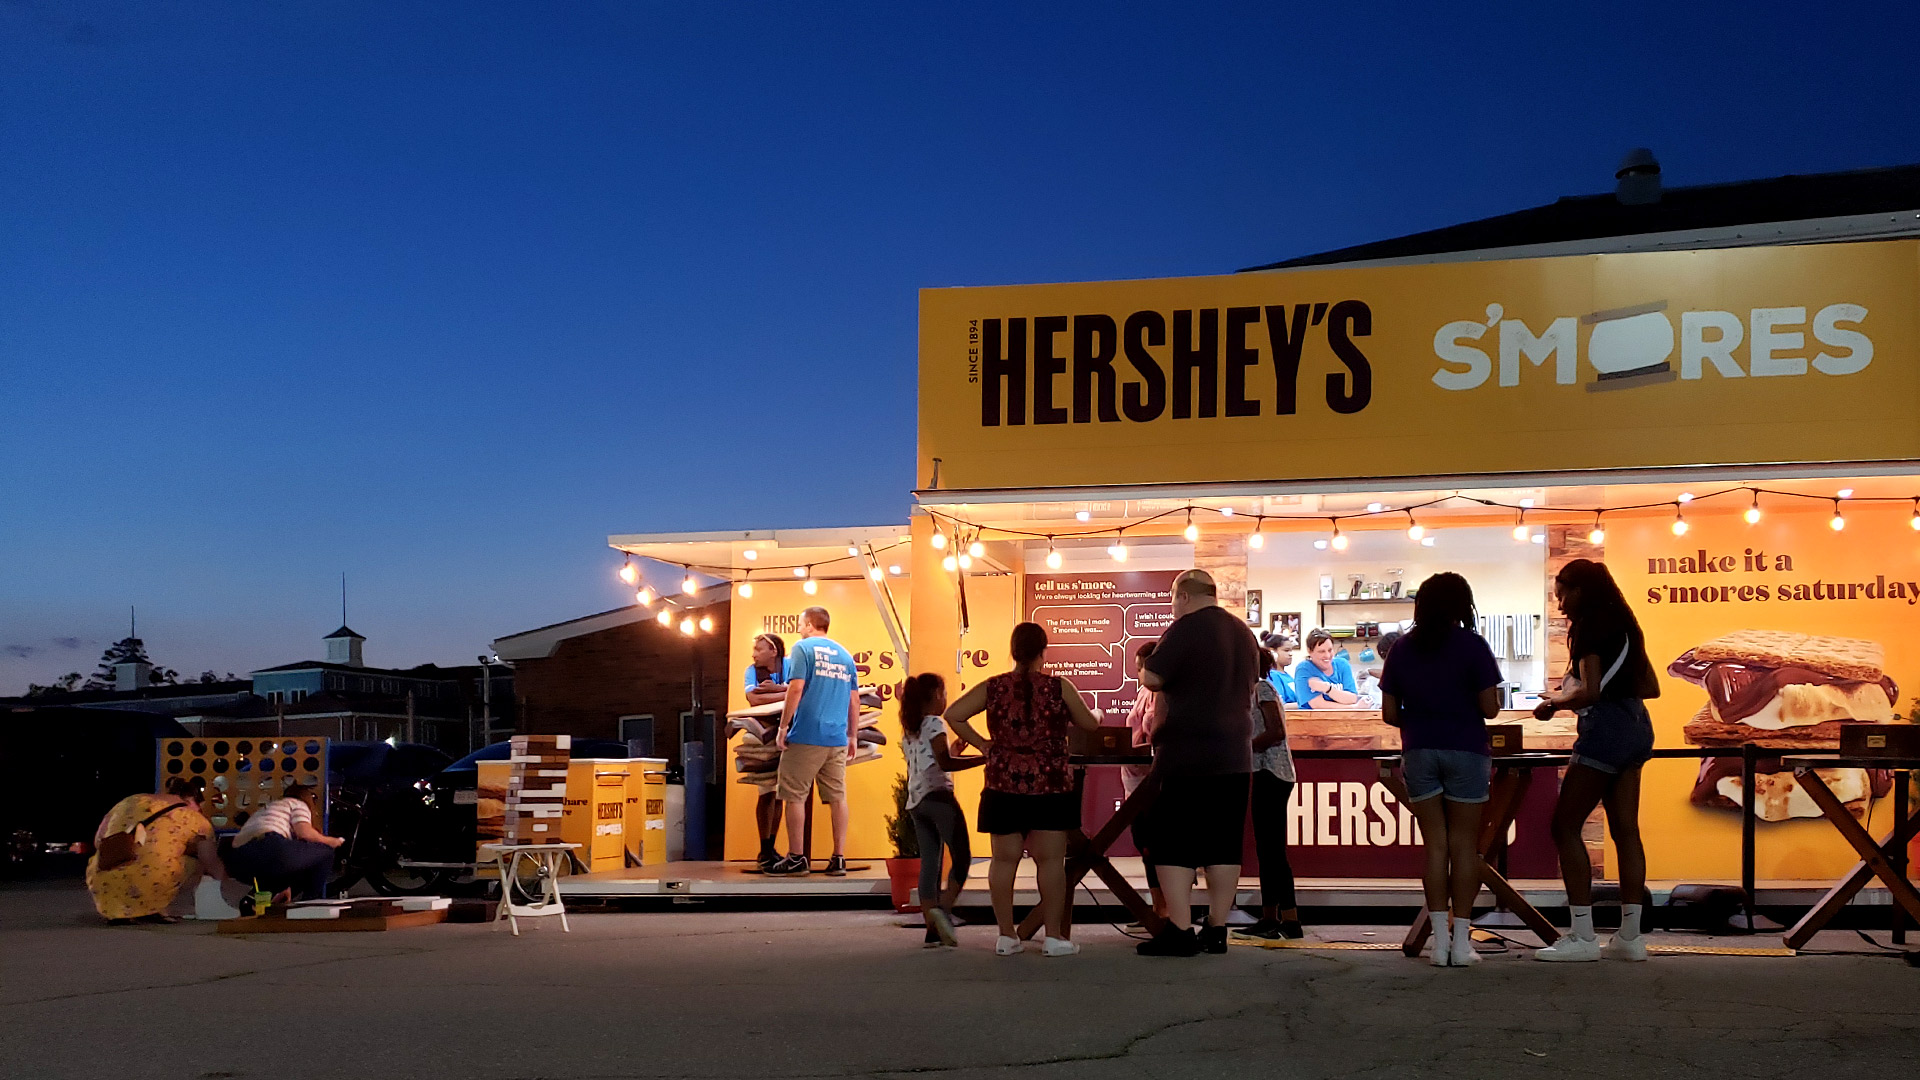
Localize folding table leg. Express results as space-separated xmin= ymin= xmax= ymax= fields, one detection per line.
xmin=1783 ymin=769 xmax=1920 ymax=950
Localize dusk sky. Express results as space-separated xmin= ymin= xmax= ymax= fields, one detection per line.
xmin=4 ymin=1 xmax=1917 ymax=692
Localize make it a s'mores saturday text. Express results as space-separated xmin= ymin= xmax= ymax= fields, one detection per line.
xmin=1647 ymin=547 xmax=1920 ymax=606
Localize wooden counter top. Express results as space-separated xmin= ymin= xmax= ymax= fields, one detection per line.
xmin=1285 ymin=709 xmax=1577 ymax=751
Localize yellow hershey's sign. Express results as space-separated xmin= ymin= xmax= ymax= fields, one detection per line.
xmin=917 ymin=240 xmax=1920 ymax=491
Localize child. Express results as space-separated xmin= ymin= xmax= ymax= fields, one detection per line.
xmin=898 ymin=672 xmax=986 ymax=946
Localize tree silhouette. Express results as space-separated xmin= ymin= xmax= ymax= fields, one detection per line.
xmin=82 ymin=638 xmax=178 ymax=690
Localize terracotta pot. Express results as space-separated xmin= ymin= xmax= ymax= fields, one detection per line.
xmin=885 ymin=857 xmax=921 ymax=913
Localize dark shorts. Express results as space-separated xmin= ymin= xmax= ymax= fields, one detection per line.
xmin=977 ymin=789 xmax=1080 ymax=835
xmin=1145 ymin=773 xmax=1250 ymax=868
xmin=1573 ymin=698 xmax=1656 ymax=775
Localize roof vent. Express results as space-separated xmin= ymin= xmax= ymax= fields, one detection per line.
xmin=1615 ymin=148 xmax=1662 ymax=206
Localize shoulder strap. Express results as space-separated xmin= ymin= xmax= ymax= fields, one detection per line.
xmin=142 ymin=802 xmax=187 ymax=827
xmin=1599 ymin=641 xmax=1631 ymax=689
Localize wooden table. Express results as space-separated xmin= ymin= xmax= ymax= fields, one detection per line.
xmin=1377 ymin=753 xmax=1568 ymax=956
xmin=1779 ymin=754 xmax=1920 ymax=950
xmin=1016 ymin=756 xmax=1163 ymax=940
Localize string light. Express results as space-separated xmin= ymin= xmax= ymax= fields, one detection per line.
xmin=930 ymin=530 xmax=948 ymax=551
xmin=698 ymin=615 xmax=714 ymax=633
xmin=957 ymin=552 xmax=973 ymax=570
xmin=868 ymin=565 xmax=884 ymax=580
xmin=967 ymin=538 xmax=985 ymax=559
xmin=1912 ymin=499 xmax=1920 ymax=532
xmin=1830 ymin=499 xmax=1846 ymax=531
xmin=679 ymin=617 xmax=696 ymax=636
xmin=1672 ymin=506 xmax=1689 ymax=536
xmin=1330 ymin=521 xmax=1348 ymax=552
xmin=1183 ymin=507 xmax=1199 ymax=542
xmin=1512 ymin=510 xmax=1529 ymax=542
xmin=1107 ymin=536 xmax=1128 ymax=562
xmin=1588 ymin=513 xmax=1606 ymax=546
xmin=1247 ymin=517 xmax=1265 ymax=549
xmin=1045 ymin=539 xmax=1062 ymax=570
xmin=656 ymin=609 xmax=672 ymax=627
xmin=738 ymin=580 xmax=753 ymax=599
xmin=619 ymin=557 xmax=638 ymax=585
xmin=803 ymin=578 xmax=819 ymax=594
xmin=942 ymin=554 xmax=958 ymax=572
xmin=1406 ymin=512 xmax=1424 ymax=542
xmin=635 ymin=586 xmax=654 ymax=607
xmin=681 ymin=571 xmax=699 ymax=596
xmin=1745 ymin=491 xmax=1763 ymax=525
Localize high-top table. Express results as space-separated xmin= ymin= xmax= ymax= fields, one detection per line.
xmin=1376 ymin=753 xmax=1569 ymax=956
xmin=1015 ymin=755 xmax=1163 ymax=940
xmin=1778 ymin=754 xmax=1920 ymax=950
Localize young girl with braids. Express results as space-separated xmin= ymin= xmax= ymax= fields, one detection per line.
xmin=896 ymin=672 xmax=985 ymax=947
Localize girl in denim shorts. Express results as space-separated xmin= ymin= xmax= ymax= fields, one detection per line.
xmin=1531 ymin=558 xmax=1661 ymax=963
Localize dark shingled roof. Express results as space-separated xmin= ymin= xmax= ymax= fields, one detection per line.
xmin=1243 ymin=163 xmax=1920 ymax=272
xmin=323 ymin=625 xmax=364 ymax=640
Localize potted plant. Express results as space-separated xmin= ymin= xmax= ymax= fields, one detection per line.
xmin=883 ymin=773 xmax=920 ymax=913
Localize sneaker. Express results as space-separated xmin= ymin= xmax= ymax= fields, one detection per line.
xmin=923 ymin=927 xmax=943 ymax=948
xmin=1199 ymin=925 xmax=1229 ymax=954
xmin=926 ymin=907 xmax=958 ymax=948
xmin=823 ymin=855 xmax=847 ymax=877
xmin=1451 ymin=931 xmax=1483 ymax=967
xmin=1232 ymin=919 xmax=1285 ymax=941
xmin=1533 ymin=934 xmax=1602 ymax=962
xmin=1041 ymin=936 xmax=1080 ymax=957
xmin=755 ymin=851 xmax=778 ymax=872
xmin=767 ymin=854 xmax=810 ymax=876
xmin=1602 ymin=934 xmax=1649 ymax=962
xmin=995 ymin=934 xmax=1024 ymax=956
xmin=1278 ymin=920 xmax=1304 ymax=940
xmin=1136 ymin=925 xmax=1201 ymax=957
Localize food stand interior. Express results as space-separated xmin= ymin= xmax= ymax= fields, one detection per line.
xmin=568 ymin=470 xmax=1920 ymax=912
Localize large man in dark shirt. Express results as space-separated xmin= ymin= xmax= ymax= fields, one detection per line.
xmin=1138 ymin=569 xmax=1259 ymax=956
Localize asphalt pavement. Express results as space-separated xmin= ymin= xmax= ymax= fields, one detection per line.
xmin=3 ymin=882 xmax=1917 ymax=1079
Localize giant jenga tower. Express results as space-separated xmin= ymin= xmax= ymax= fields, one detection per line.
xmin=504 ymin=734 xmax=570 ymax=844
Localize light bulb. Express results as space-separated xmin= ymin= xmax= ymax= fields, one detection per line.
xmin=868 ymin=566 xmax=884 ymax=580
xmin=930 ymin=531 xmax=947 ymax=550
xmin=942 ymin=555 xmax=958 ymax=572
xmin=682 ymin=574 xmax=698 ymax=596
xmin=738 ymin=582 xmax=753 ymax=598
xmin=1512 ymin=523 xmax=1529 ymax=541
xmin=1672 ymin=515 xmax=1689 ymax=536
xmin=1331 ymin=530 xmax=1348 ymax=551
xmin=636 ymin=586 xmax=654 ymax=607
xmin=1911 ymin=506 xmax=1920 ymax=532
xmin=657 ymin=610 xmax=672 ymax=627
xmin=803 ymin=578 xmax=818 ymax=594
xmin=1588 ymin=526 xmax=1606 ymax=545
xmin=957 ymin=553 xmax=973 ymax=569
xmin=1045 ymin=547 xmax=1062 ymax=570
xmin=1247 ymin=531 xmax=1264 ymax=549
xmin=792 ymin=566 xmax=807 ymax=577
xmin=679 ymin=618 xmax=695 ymax=636
xmin=1745 ymin=505 xmax=1762 ymax=525
xmin=968 ymin=540 xmax=985 ymax=558
xmin=1830 ymin=510 xmax=1846 ymax=532
xmin=1406 ymin=520 xmax=1424 ymax=541
xmin=699 ymin=615 xmax=713 ymax=633
xmin=743 ymin=549 xmax=758 ymax=561
xmin=619 ymin=562 xmax=638 ymax=585
xmin=1184 ymin=522 xmax=1199 ymax=542
xmin=1107 ymin=541 xmax=1127 ymax=562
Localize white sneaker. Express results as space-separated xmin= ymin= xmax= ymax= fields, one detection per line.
xmin=1429 ymin=914 xmax=1452 ymax=967
xmin=1533 ymin=934 xmax=1602 ymax=962
xmin=1040 ymin=936 xmax=1080 ymax=957
xmin=1602 ymin=934 xmax=1649 ymax=962
xmin=995 ymin=935 xmax=1024 ymax=956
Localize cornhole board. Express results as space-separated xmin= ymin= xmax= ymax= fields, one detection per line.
xmin=218 ymin=903 xmax=447 ymax=934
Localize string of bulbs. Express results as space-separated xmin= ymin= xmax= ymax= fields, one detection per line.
xmin=920 ymin=484 xmax=1920 ymax=565
xmin=617 ymin=540 xmax=914 ymax=617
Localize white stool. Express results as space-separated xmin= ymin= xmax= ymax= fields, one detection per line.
xmin=479 ymin=842 xmax=581 ymax=935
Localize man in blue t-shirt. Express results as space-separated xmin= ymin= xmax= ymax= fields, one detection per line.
xmin=769 ymin=606 xmax=862 ymax=877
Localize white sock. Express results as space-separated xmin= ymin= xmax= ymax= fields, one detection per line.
xmin=1429 ymin=911 xmax=1451 ymax=959
xmin=1618 ymin=903 xmax=1643 ymax=941
xmin=1570 ymin=905 xmax=1595 ymax=941
xmin=1450 ymin=916 xmax=1480 ymax=963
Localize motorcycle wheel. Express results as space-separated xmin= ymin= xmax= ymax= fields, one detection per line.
xmin=365 ymin=834 xmax=454 ymax=896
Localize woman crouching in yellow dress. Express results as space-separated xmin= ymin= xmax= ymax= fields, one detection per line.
xmin=86 ymin=776 xmax=226 ymax=924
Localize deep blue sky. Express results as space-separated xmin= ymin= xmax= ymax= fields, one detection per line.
xmin=4 ymin=1 xmax=1917 ymax=690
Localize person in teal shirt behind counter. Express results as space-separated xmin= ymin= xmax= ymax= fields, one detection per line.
xmin=1294 ymin=629 xmax=1361 ymax=709
xmin=1262 ymin=633 xmax=1299 ymax=706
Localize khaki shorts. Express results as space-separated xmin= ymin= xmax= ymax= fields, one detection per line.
xmin=777 ymin=743 xmax=848 ymax=804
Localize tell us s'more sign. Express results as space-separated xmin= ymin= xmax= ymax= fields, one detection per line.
xmin=916 ymin=240 xmax=1920 ymax=491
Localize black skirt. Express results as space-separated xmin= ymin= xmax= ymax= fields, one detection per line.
xmin=977 ymin=788 xmax=1081 ymax=835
